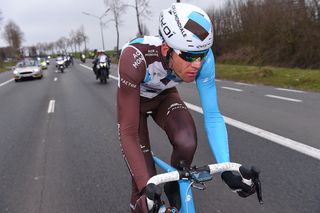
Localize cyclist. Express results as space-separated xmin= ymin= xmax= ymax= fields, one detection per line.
xmin=117 ymin=3 xmax=257 ymax=212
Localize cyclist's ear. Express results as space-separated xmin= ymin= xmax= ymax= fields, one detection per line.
xmin=161 ymin=42 xmax=170 ymax=56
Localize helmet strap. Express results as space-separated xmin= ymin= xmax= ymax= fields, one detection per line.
xmin=165 ymin=47 xmax=173 ymax=70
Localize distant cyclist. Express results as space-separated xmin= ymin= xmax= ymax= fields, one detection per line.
xmin=117 ymin=3 xmax=257 ymax=212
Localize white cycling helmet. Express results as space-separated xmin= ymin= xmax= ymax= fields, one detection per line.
xmin=159 ymin=3 xmax=213 ymax=52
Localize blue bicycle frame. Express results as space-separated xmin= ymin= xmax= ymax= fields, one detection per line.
xmin=153 ymin=155 xmax=196 ymax=213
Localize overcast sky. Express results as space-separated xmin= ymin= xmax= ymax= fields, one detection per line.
xmin=0 ymin=0 xmax=224 ymax=51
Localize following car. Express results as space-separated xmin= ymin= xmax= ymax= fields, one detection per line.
xmin=13 ymin=59 xmax=43 ymax=82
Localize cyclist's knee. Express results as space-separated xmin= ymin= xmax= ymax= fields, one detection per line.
xmin=170 ymin=130 xmax=197 ymax=166
xmin=172 ymin=130 xmax=197 ymax=153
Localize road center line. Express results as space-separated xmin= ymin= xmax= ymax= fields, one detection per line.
xmin=0 ymin=78 xmax=14 ymax=87
xmin=265 ymin=94 xmax=302 ymax=102
xmin=47 ymin=100 xmax=55 ymax=113
xmin=221 ymin=86 xmax=243 ymax=92
xmin=184 ymin=102 xmax=320 ymax=161
xmin=54 ymin=77 xmax=58 ymax=81
xmin=79 ymin=63 xmax=319 ymax=160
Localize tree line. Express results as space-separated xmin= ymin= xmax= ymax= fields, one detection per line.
xmin=210 ymin=0 xmax=320 ymax=68
xmin=0 ymin=0 xmax=151 ymax=60
xmin=1 ymin=23 xmax=88 ymax=59
xmin=1 ymin=1 xmax=319 ymax=68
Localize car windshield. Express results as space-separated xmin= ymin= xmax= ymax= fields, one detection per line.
xmin=16 ymin=60 xmax=37 ymax=68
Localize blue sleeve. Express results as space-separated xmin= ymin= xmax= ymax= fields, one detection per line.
xmin=195 ymin=49 xmax=230 ymax=163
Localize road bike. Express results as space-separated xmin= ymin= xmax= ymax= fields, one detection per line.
xmin=147 ymin=154 xmax=263 ymax=213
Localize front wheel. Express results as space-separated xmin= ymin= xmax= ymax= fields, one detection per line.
xmin=100 ymin=77 xmax=107 ymax=84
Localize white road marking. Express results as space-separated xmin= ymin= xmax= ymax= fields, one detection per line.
xmin=47 ymin=100 xmax=55 ymax=113
xmin=0 ymin=78 xmax=14 ymax=87
xmin=54 ymin=77 xmax=58 ymax=81
xmin=235 ymin=82 xmax=254 ymax=86
xmin=184 ymin=102 xmax=320 ymax=161
xmin=79 ymin=63 xmax=118 ymax=80
xmin=79 ymin=64 xmax=91 ymax=70
xmin=275 ymin=88 xmax=305 ymax=93
xmin=80 ymin=63 xmax=318 ymax=160
xmin=265 ymin=94 xmax=302 ymax=102
xmin=221 ymin=86 xmax=243 ymax=92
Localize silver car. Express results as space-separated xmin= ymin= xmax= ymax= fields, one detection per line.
xmin=13 ymin=59 xmax=43 ymax=82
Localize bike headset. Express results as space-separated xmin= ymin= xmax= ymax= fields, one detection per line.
xmin=158 ymin=3 xmax=214 ymax=68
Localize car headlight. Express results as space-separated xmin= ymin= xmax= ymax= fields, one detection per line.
xmin=34 ymin=68 xmax=40 ymax=72
xmin=13 ymin=70 xmax=19 ymax=75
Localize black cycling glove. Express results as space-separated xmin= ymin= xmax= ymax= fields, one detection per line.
xmin=221 ymin=166 xmax=263 ymax=203
xmin=144 ymin=183 xmax=162 ymax=201
xmin=143 ymin=183 xmax=162 ymax=213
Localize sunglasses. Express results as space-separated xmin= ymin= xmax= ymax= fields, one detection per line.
xmin=174 ymin=49 xmax=209 ymax=62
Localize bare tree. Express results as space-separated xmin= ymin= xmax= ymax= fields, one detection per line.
xmin=0 ymin=10 xmax=3 ymax=30
xmin=126 ymin=0 xmax=152 ymax=37
xmin=69 ymin=30 xmax=77 ymax=53
xmin=207 ymin=0 xmax=320 ymax=68
xmin=47 ymin=42 xmax=54 ymax=55
xmin=104 ymin=0 xmax=127 ymax=57
xmin=136 ymin=22 xmax=150 ymax=37
xmin=74 ymin=26 xmax=88 ymax=53
xmin=56 ymin=37 xmax=68 ymax=53
xmin=2 ymin=20 xmax=24 ymax=58
xmin=78 ymin=25 xmax=89 ymax=52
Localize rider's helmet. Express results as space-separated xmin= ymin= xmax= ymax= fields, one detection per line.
xmin=97 ymin=50 xmax=105 ymax=56
xmin=159 ymin=3 xmax=213 ymax=61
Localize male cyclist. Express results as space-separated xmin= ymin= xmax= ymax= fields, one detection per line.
xmin=117 ymin=3 xmax=257 ymax=212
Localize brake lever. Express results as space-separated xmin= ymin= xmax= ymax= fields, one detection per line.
xmin=251 ymin=167 xmax=264 ymax=204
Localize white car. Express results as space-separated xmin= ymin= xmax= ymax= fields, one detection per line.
xmin=13 ymin=59 xmax=43 ymax=82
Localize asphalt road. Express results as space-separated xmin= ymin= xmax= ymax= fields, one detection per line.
xmin=0 ymin=60 xmax=319 ymax=213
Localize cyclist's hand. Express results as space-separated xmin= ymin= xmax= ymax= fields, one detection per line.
xmin=221 ymin=166 xmax=259 ymax=198
xmin=143 ymin=183 xmax=162 ymax=212
xmin=144 ymin=183 xmax=162 ymax=201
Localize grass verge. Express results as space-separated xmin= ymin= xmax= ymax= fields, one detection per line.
xmin=216 ymin=64 xmax=320 ymax=92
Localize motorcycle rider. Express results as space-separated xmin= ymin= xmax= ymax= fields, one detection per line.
xmin=92 ymin=50 xmax=110 ymax=79
xmin=80 ymin=53 xmax=86 ymax=63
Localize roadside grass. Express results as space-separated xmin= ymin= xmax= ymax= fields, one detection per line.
xmin=0 ymin=60 xmax=16 ymax=73
xmin=1 ymin=58 xmax=319 ymax=92
xmin=216 ymin=64 xmax=320 ymax=92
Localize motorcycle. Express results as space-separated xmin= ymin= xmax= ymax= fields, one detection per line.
xmin=96 ymin=61 xmax=109 ymax=84
xmin=80 ymin=54 xmax=86 ymax=63
xmin=56 ymin=59 xmax=65 ymax=73
xmin=64 ymin=56 xmax=71 ymax=68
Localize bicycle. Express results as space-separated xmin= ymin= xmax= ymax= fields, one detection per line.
xmin=146 ymin=154 xmax=263 ymax=213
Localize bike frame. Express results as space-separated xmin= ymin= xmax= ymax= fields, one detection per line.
xmin=153 ymin=155 xmax=196 ymax=213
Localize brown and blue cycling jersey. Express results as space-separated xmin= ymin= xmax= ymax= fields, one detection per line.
xmin=117 ymin=36 xmax=229 ymax=195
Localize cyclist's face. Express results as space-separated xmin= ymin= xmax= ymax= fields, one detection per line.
xmin=161 ymin=43 xmax=202 ymax=83
xmin=171 ymin=51 xmax=202 ymax=82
